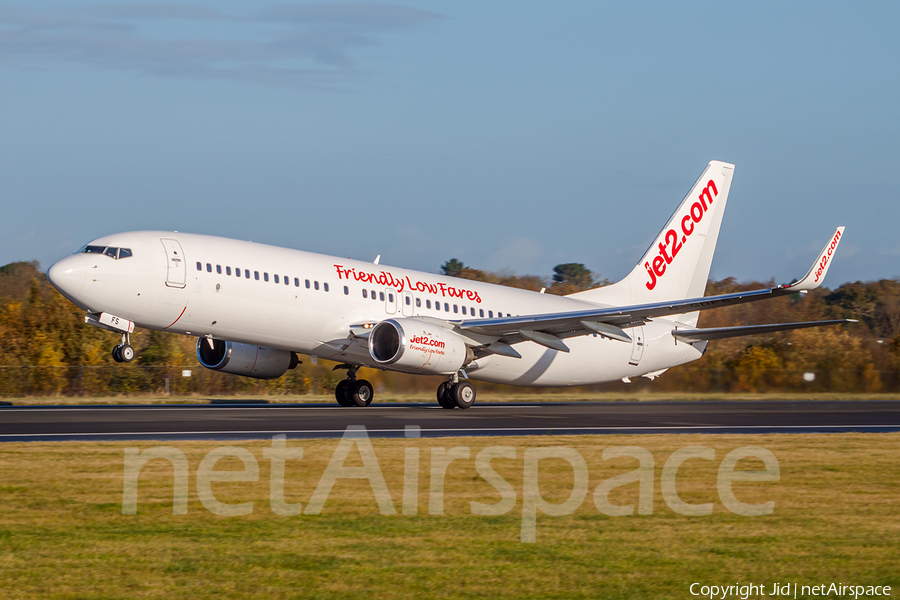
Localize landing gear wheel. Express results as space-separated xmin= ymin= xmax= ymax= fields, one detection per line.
xmin=120 ymin=344 xmax=135 ymax=363
xmin=112 ymin=346 xmax=123 ymax=363
xmin=348 ymin=379 xmax=374 ymax=407
xmin=437 ymin=381 xmax=456 ymax=409
xmin=452 ymin=381 xmax=476 ymax=410
xmin=335 ymin=380 xmax=353 ymax=407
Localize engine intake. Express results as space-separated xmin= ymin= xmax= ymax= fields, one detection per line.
xmin=196 ymin=338 xmax=299 ymax=380
xmin=369 ymin=318 xmax=469 ymax=375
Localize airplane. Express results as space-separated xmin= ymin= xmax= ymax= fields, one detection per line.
xmin=47 ymin=160 xmax=853 ymax=409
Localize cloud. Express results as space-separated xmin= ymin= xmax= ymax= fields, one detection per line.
xmin=484 ymin=237 xmax=546 ymax=273
xmin=0 ymin=3 xmax=442 ymax=89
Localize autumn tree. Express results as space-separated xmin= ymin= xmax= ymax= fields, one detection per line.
xmin=441 ymin=259 xmax=465 ymax=277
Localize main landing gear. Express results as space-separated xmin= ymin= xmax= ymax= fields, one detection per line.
xmin=437 ymin=375 xmax=475 ymax=410
xmin=112 ymin=332 xmax=135 ymax=363
xmin=333 ymin=365 xmax=374 ymax=407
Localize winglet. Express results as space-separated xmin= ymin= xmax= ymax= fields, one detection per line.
xmin=785 ymin=227 xmax=845 ymax=291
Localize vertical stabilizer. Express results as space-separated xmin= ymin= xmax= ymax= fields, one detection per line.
xmin=570 ymin=161 xmax=735 ymax=317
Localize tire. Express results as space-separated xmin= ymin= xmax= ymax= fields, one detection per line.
xmin=452 ymin=381 xmax=476 ymax=409
xmin=437 ymin=381 xmax=456 ymax=409
xmin=335 ymin=380 xmax=353 ymax=407
xmin=112 ymin=346 xmax=124 ymax=363
xmin=120 ymin=344 xmax=135 ymax=363
xmin=348 ymin=379 xmax=374 ymax=407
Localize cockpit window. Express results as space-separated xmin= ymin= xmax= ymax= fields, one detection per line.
xmin=81 ymin=245 xmax=133 ymax=259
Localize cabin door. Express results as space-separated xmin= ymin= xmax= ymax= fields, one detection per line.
xmin=160 ymin=238 xmax=186 ymax=288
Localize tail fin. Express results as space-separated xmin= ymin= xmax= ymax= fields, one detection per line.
xmin=570 ymin=160 xmax=735 ymax=312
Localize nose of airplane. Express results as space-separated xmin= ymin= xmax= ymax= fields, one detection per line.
xmin=47 ymin=254 xmax=86 ymax=300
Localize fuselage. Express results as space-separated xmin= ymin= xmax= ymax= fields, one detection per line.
xmin=47 ymin=231 xmax=704 ymax=386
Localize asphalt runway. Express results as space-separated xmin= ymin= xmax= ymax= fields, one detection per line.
xmin=1 ymin=400 xmax=899 ymax=441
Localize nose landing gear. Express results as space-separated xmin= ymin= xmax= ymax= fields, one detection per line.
xmin=333 ymin=364 xmax=373 ymax=407
xmin=112 ymin=332 xmax=135 ymax=363
xmin=437 ymin=374 xmax=476 ymax=409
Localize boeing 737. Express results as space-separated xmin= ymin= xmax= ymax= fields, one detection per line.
xmin=47 ymin=161 xmax=852 ymax=408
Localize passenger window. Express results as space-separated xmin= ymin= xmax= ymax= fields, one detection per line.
xmin=314 ymin=281 xmax=319 ymax=290
xmin=388 ymin=293 xmax=393 ymax=302
xmin=83 ymin=246 xmax=106 ymax=254
xmin=104 ymin=247 xmax=118 ymax=259
xmin=235 ymin=267 xmax=240 ymax=277
xmin=363 ymin=289 xmax=368 ymax=298
xmin=489 ymin=311 xmax=493 ymax=318
xmin=371 ymin=289 xmax=376 ymax=299
xmin=435 ymin=301 xmax=440 ymax=311
xmin=444 ymin=303 xmax=450 ymax=312
xmin=254 ymin=271 xmax=259 ymax=280
xmin=274 ymin=274 xmax=279 ymax=284
xmin=284 ymin=275 xmax=289 ymax=286
xmin=119 ymin=248 xmax=133 ymax=259
xmin=245 ymin=269 xmax=250 ymax=279
xmin=324 ymin=283 xmax=329 ymax=292
xmin=415 ymin=298 xmax=421 ymax=307
xmin=216 ymin=265 xmax=222 ymax=274
xmin=406 ymin=296 xmax=411 ymax=306
xmin=196 ymin=262 xmax=202 ymax=271
xmin=461 ymin=306 xmax=466 ymax=315
xmin=379 ymin=292 xmax=384 ymax=301
xmin=453 ymin=305 xmax=458 ymax=314
xmin=426 ymin=299 xmax=431 ymax=309
xmin=264 ymin=273 xmax=269 ymax=282
xmin=480 ymin=309 xmax=484 ymax=317
xmin=305 ymin=279 xmax=310 ymax=289
xmin=343 ymin=286 xmax=349 ymax=295
xmin=207 ymin=263 xmax=212 ymax=272
xmin=294 ymin=278 xmax=299 ymax=287
xmin=226 ymin=267 xmax=231 ymax=276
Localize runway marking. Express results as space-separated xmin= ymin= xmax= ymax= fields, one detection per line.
xmin=2 ymin=424 xmax=898 ymax=439
xmin=0 ymin=404 xmax=547 ymax=412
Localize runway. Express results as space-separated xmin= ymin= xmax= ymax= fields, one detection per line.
xmin=1 ymin=400 xmax=899 ymax=441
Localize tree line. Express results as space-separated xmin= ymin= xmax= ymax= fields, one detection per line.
xmin=1 ymin=259 xmax=899 ymax=396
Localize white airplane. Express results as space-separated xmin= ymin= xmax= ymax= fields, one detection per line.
xmin=47 ymin=161 xmax=851 ymax=409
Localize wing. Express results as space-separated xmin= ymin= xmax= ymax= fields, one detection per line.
xmin=671 ymin=319 xmax=856 ymax=342
xmin=451 ymin=227 xmax=847 ymax=353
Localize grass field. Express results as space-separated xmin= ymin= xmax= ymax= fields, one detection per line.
xmin=4 ymin=391 xmax=900 ymax=405
xmin=1 ymin=433 xmax=898 ymax=599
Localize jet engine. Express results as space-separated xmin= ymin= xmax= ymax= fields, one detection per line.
xmin=196 ymin=338 xmax=299 ymax=380
xmin=369 ymin=318 xmax=471 ymax=375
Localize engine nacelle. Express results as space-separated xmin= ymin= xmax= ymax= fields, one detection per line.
xmin=196 ymin=338 xmax=299 ymax=380
xmin=369 ymin=318 xmax=470 ymax=375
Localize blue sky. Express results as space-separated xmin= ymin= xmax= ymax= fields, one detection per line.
xmin=2 ymin=1 xmax=898 ymax=286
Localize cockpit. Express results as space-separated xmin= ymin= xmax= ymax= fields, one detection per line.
xmin=81 ymin=245 xmax=133 ymax=259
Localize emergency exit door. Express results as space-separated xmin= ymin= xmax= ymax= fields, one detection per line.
xmin=629 ymin=326 xmax=645 ymax=365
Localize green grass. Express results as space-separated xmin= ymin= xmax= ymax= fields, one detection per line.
xmin=1 ymin=434 xmax=898 ymax=598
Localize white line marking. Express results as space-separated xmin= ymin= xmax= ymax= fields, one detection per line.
xmin=0 ymin=404 xmax=549 ymax=412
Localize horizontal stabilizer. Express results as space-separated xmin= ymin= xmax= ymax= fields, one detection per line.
xmin=672 ymin=319 xmax=856 ymax=342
